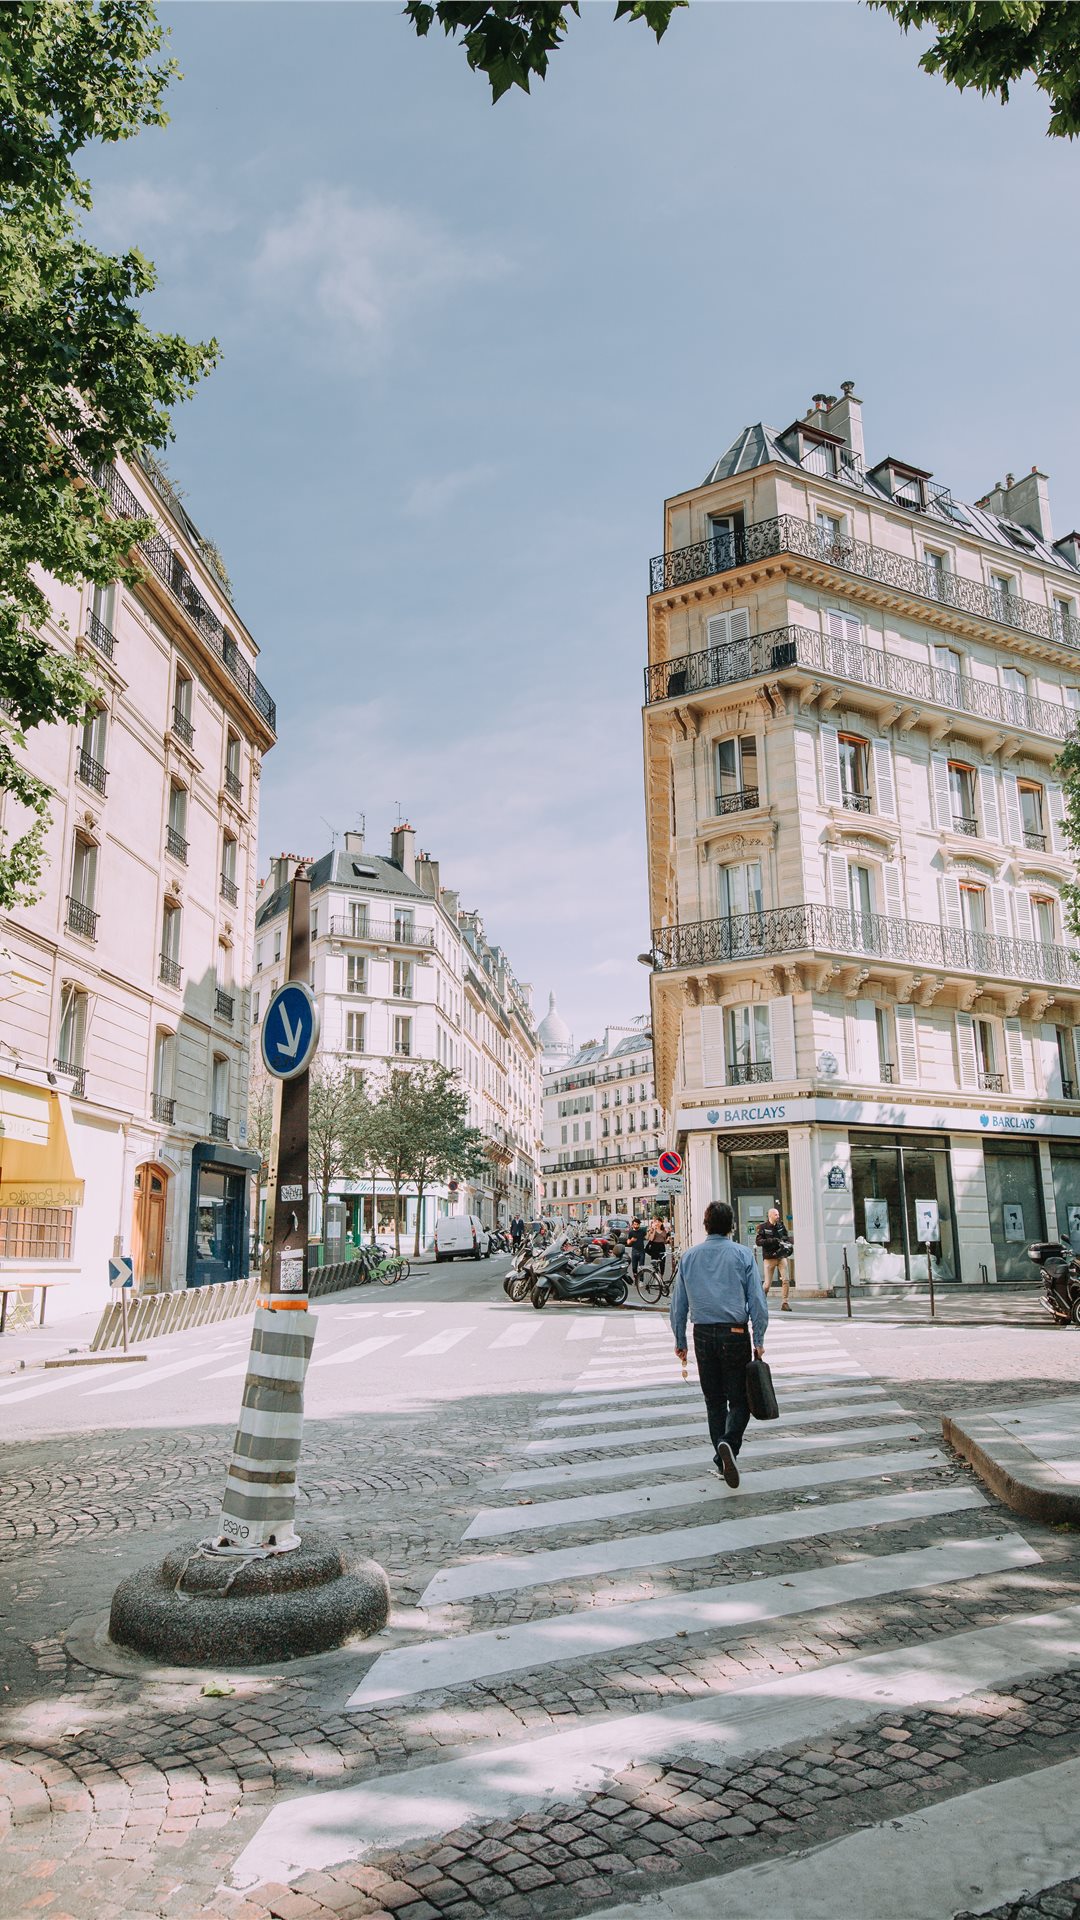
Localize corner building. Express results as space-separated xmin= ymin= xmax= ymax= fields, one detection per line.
xmin=644 ymin=384 xmax=1080 ymax=1291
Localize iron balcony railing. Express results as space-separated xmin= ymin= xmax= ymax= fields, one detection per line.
xmin=1063 ymin=1080 xmax=1077 ymax=1099
xmin=644 ymin=622 xmax=1078 ymax=744
xmin=649 ymin=516 xmax=1080 ymax=654
xmin=728 ymin=1061 xmax=774 ymax=1086
xmin=953 ymin=815 xmax=978 ymax=837
xmin=328 ymin=917 xmax=435 ymax=948
xmin=210 ymin=1112 xmax=229 ymax=1141
xmin=53 ymin=1058 xmax=86 ymax=1098
xmin=159 ymin=953 xmax=182 ymax=988
xmin=151 ymin=1093 xmax=175 ymax=1125
xmin=220 ymin=872 xmax=239 ymax=905
xmin=86 ymin=609 xmax=116 ymax=660
xmin=880 ymin=1062 xmax=895 ymax=1084
xmin=66 ymin=896 xmax=98 ymax=941
xmin=1024 ymin=829 xmax=1047 ymax=851
xmin=224 ymin=766 xmax=243 ymax=802
xmin=716 ymin=787 xmax=760 ymax=816
xmin=77 ymin=749 xmax=107 ymax=796
xmin=171 ymin=705 xmax=195 ymax=747
xmin=650 ymin=902 xmax=1080 ymax=991
xmin=165 ymin=824 xmax=188 ymax=863
xmin=842 ymin=791 xmax=871 ymax=814
xmin=979 ymin=1072 xmax=1005 ymax=1093
xmin=215 ymin=988 xmax=234 ymax=1022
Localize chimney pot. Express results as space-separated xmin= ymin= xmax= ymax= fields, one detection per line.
xmin=841 ymin=379 xmax=856 ymax=397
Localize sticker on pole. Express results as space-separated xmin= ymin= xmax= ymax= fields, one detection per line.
xmin=658 ymin=1149 xmax=683 ymax=1176
xmin=261 ymin=981 xmax=320 ymax=1080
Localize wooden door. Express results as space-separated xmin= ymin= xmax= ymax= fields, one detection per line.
xmin=133 ymin=1164 xmax=168 ymax=1286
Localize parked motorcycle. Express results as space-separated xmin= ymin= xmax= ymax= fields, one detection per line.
xmin=1027 ymin=1241 xmax=1080 ymax=1325
xmin=531 ymin=1256 xmax=629 ymax=1310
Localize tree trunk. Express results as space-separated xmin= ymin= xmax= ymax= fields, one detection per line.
xmin=413 ymin=1182 xmax=425 ymax=1258
xmin=321 ymin=1176 xmax=331 ymax=1258
xmin=392 ymin=1186 xmax=401 ymax=1255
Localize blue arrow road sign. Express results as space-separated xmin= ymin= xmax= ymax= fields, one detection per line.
xmin=261 ymin=981 xmax=320 ymax=1080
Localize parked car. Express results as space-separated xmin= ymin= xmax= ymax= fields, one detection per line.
xmin=434 ymin=1214 xmax=492 ymax=1262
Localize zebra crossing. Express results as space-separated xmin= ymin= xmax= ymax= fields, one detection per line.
xmin=232 ymin=1312 xmax=1077 ymax=1900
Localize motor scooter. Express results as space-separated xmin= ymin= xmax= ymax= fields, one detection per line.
xmin=531 ymin=1255 xmax=629 ymax=1310
xmin=1027 ymin=1241 xmax=1080 ymax=1325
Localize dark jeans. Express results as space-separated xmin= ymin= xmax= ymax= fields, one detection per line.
xmin=693 ymin=1322 xmax=752 ymax=1459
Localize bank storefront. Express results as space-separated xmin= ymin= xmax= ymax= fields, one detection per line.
xmin=676 ymin=1095 xmax=1080 ymax=1292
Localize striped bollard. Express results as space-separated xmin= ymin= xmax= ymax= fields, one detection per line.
xmin=209 ymin=1306 xmax=316 ymax=1554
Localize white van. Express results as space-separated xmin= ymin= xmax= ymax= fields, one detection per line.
xmin=434 ymin=1213 xmax=491 ymax=1262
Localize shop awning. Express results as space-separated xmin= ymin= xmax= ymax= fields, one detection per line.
xmin=0 ymin=1080 xmax=85 ymax=1208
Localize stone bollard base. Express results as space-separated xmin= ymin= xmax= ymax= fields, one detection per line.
xmin=109 ymin=1529 xmax=390 ymax=1666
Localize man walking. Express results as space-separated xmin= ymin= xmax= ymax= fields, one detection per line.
xmin=628 ymin=1217 xmax=647 ymax=1283
xmin=755 ymin=1205 xmax=793 ymax=1310
xmin=671 ymin=1200 xmax=768 ymax=1489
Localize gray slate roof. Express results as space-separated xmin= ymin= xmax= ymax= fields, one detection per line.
xmin=255 ymin=848 xmax=428 ymax=929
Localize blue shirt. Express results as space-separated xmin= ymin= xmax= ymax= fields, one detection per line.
xmin=670 ymin=1234 xmax=769 ymax=1351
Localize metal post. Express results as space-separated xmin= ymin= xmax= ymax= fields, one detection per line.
xmin=261 ymin=870 xmax=312 ymax=1311
xmin=927 ymin=1244 xmax=936 ymax=1319
xmin=842 ymin=1246 xmax=852 ymax=1318
xmin=120 ymin=1286 xmax=128 ymax=1354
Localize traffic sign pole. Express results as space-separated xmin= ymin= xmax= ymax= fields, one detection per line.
xmin=261 ymin=871 xmax=313 ymax=1311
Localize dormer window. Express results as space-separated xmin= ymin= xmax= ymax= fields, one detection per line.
xmin=869 ymin=458 xmax=932 ymax=511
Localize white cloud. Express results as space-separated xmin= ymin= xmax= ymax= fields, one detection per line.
xmin=252 ymin=188 xmax=506 ymax=350
xmin=404 ymin=463 xmax=497 ymax=519
xmin=88 ymin=179 xmax=237 ymax=249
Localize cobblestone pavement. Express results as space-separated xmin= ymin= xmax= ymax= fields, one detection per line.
xmin=959 ymin=1886 xmax=1080 ymax=1920
xmin=2 ymin=1313 xmax=1080 ymax=1920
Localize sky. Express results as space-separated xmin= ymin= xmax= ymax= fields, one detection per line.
xmin=83 ymin=0 xmax=1080 ymax=1047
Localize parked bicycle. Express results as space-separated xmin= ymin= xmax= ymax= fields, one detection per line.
xmin=635 ymin=1247 xmax=679 ymax=1306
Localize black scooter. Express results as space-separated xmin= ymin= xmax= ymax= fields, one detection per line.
xmin=1027 ymin=1241 xmax=1080 ymax=1326
xmin=532 ymin=1257 xmax=629 ymax=1310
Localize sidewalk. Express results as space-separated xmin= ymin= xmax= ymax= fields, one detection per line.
xmin=944 ymin=1394 xmax=1080 ymax=1524
xmin=0 ymin=1304 xmax=103 ymax=1374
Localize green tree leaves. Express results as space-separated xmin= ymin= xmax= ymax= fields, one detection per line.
xmin=868 ymin=3 xmax=1080 ymax=137
xmin=403 ymin=1 xmax=685 ymax=101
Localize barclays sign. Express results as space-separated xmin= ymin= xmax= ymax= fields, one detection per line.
xmin=978 ymin=1111 xmax=1037 ymax=1134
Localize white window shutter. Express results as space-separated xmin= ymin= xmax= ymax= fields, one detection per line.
xmin=955 ymin=1011 xmax=978 ymax=1089
xmin=1013 ymin=890 xmax=1034 ymax=942
xmin=820 ymin=725 xmax=842 ymax=806
xmin=1002 ymin=771 xmax=1023 ymax=846
xmin=829 ymin=851 xmax=850 ymax=911
xmin=729 ymin=607 xmax=751 ymax=643
xmin=1040 ymin=1024 xmax=1063 ymax=1098
xmin=1004 ymin=1017 xmax=1028 ymax=1092
xmin=872 ymin=739 xmax=896 ymax=817
xmin=989 ymin=885 xmax=1012 ymax=940
xmin=977 ymin=766 xmax=1001 ymax=841
xmin=854 ymin=999 xmax=878 ymax=1081
xmin=895 ymin=1003 xmax=919 ymax=1084
xmin=706 ymin=612 xmax=730 ymax=650
xmin=881 ymin=862 xmax=904 ymax=919
xmin=769 ymin=996 xmax=796 ymax=1080
xmin=931 ymin=754 xmax=953 ymax=830
xmin=939 ymin=875 xmax=963 ymax=929
xmin=701 ymin=1006 xmax=725 ymax=1086
xmin=1047 ymin=782 xmax=1068 ymax=854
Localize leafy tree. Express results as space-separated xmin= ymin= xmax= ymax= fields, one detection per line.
xmin=1055 ymin=736 xmax=1080 ymax=937
xmin=867 ymin=3 xmax=1080 ymax=138
xmin=0 ymin=0 xmax=217 ymax=906
xmin=366 ymin=1062 xmax=485 ymax=1253
xmin=309 ymin=1060 xmax=376 ymax=1253
xmin=404 ymin=1 xmax=685 ymax=101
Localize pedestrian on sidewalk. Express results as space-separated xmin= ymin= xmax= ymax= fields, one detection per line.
xmin=671 ymin=1199 xmax=768 ymax=1489
xmin=628 ymin=1217 xmax=647 ymax=1281
xmin=756 ymin=1205 xmax=794 ymax=1311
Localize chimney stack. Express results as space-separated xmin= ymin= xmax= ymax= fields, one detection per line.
xmin=344 ymin=827 xmax=365 ymax=853
xmin=416 ymin=851 xmax=440 ymax=898
xmin=823 ymin=380 xmax=864 ymax=463
xmin=390 ymin=821 xmax=416 ymax=881
xmin=978 ymin=468 xmax=1052 ymax=542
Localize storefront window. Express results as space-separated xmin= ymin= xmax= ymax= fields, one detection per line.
xmin=983 ymin=1139 xmax=1045 ymax=1284
xmin=1051 ymin=1142 xmax=1080 ymax=1251
xmin=850 ymin=1133 xmax=958 ymax=1285
xmin=191 ymin=1166 xmax=244 ymax=1287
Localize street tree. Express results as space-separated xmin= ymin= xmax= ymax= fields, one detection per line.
xmin=403 ymin=1 xmax=684 ymax=100
xmin=366 ymin=1063 xmax=486 ymax=1254
xmin=309 ymin=1060 xmax=376 ymax=1254
xmin=0 ymin=0 xmax=217 ymax=906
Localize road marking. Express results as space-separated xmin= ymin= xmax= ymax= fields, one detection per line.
xmin=311 ymin=1335 xmax=400 ymax=1369
xmin=407 ymin=1328 xmax=473 ymax=1358
xmin=235 ymin=1600 xmax=1080 ymax=1890
xmin=583 ymin=1754 xmax=1080 ymax=1920
xmin=489 ymin=1322 xmax=543 ymax=1350
xmin=502 ymin=1422 xmax=924 ymax=1490
xmin=423 ymin=1486 xmax=986 ymax=1605
xmin=567 ymin=1320 xmax=606 ymax=1342
xmin=521 ymin=1400 xmax=906 ymax=1456
xmin=536 ymin=1383 xmax=887 ymax=1430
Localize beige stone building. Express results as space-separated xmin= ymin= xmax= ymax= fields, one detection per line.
xmin=540 ymin=1018 xmax=666 ymax=1223
xmin=0 ymin=455 xmax=274 ymax=1319
xmin=644 ymin=384 xmax=1080 ymax=1292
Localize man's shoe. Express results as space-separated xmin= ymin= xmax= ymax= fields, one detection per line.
xmin=781 ymin=1301 xmax=792 ymax=1311
xmin=715 ymin=1441 xmax=740 ymax=1489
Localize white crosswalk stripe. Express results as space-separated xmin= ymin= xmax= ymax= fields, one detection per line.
xmin=536 ymin=1382 xmax=887 ymax=1428
xmin=502 ymin=1422 xmax=924 ymax=1490
xmin=407 ymin=1327 xmax=473 ymax=1357
xmin=521 ymin=1400 xmax=905 ymax=1455
xmin=310 ymin=1335 xmax=400 ymax=1369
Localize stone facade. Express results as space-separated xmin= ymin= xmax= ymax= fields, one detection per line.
xmin=540 ymin=1019 xmax=666 ymax=1223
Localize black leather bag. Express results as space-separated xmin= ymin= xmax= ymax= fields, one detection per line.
xmin=746 ymin=1353 xmax=779 ymax=1421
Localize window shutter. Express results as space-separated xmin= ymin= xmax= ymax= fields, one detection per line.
xmin=706 ymin=611 xmax=730 ymax=649
xmin=1002 ymin=771 xmax=1023 ymax=846
xmin=1047 ymin=782 xmax=1068 ymax=854
xmin=729 ymin=607 xmax=751 ymax=643
xmin=989 ymin=885 xmax=1012 ymax=940
xmin=930 ymin=754 xmax=953 ymax=830
xmin=769 ymin=996 xmax=796 ymax=1080
xmin=977 ymin=766 xmax=1001 ymax=841
xmin=895 ymin=1003 xmax=919 ymax=1084
xmin=872 ymin=739 xmax=896 ymax=817
xmin=881 ymin=862 xmax=904 ymax=919
xmin=701 ymin=1006 xmax=725 ymax=1086
xmin=938 ymin=875 xmax=963 ymax=929
xmin=1004 ymin=1017 xmax=1028 ymax=1092
xmin=854 ymin=999 xmax=878 ymax=1081
xmin=955 ymin=1011 xmax=978 ymax=1089
xmin=820 ymin=725 xmax=842 ymax=806
xmin=1040 ymin=1024 xmax=1063 ymax=1098
xmin=1012 ymin=890 xmax=1034 ymax=942
xmin=829 ymin=851 xmax=850 ymax=911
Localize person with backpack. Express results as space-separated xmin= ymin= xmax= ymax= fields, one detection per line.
xmin=671 ymin=1200 xmax=768 ymax=1489
xmin=756 ymin=1205 xmax=794 ymax=1310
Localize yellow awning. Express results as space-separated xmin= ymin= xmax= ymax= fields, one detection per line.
xmin=0 ymin=1081 xmax=85 ymax=1208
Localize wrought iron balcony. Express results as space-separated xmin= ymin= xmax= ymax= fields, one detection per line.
xmin=171 ymin=706 xmax=195 ymax=747
xmin=328 ymin=917 xmax=435 ymax=948
xmin=1063 ymin=1079 xmax=1077 ymax=1099
xmin=220 ymin=872 xmax=239 ymax=905
xmin=159 ymin=953 xmax=182 ymax=988
xmin=649 ymin=515 xmax=1080 ymax=654
xmin=952 ymin=815 xmax=978 ymax=837
xmin=53 ymin=1058 xmax=86 ymax=1098
xmin=165 ymin=824 xmax=188 ymax=862
xmin=224 ymin=766 xmax=243 ymax=802
xmin=1024 ymin=829 xmax=1047 ymax=852
xmin=152 ymin=1092 xmax=175 ymax=1125
xmin=215 ymin=988 xmax=234 ymax=1022
xmin=727 ymin=1061 xmax=774 ymax=1086
xmin=978 ymin=1072 xmax=1004 ymax=1093
xmin=644 ymin=623 xmax=1077 ymax=745
xmin=879 ymin=1062 xmax=895 ymax=1084
xmin=716 ymin=787 xmax=760 ymax=816
xmin=86 ymin=609 xmax=116 ymax=660
xmin=650 ymin=902 xmax=1080 ymax=992
xmin=210 ymin=1112 xmax=229 ymax=1141
xmin=842 ymin=790 xmax=872 ymax=814
xmin=66 ymin=896 xmax=98 ymax=941
xmin=77 ymin=749 xmax=107 ymax=796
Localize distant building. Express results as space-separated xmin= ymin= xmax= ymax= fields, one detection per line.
xmin=1 ymin=452 xmax=274 ymax=1318
xmin=539 ymin=1016 xmax=667 ymax=1222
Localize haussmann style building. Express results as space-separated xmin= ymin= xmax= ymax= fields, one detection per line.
xmin=643 ymin=382 xmax=1080 ymax=1292
xmin=539 ymin=1009 xmax=667 ymax=1224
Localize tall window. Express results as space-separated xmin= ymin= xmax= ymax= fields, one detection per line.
xmin=715 ymin=736 xmax=758 ymax=811
xmin=948 ymin=761 xmax=977 ymax=834
xmin=975 ymin=1019 xmax=998 ymax=1089
xmin=57 ymin=983 xmax=87 ymax=1072
xmin=826 ymin=607 xmax=862 ymax=646
xmin=933 ymin=643 xmax=961 ymax=685
xmin=224 ymin=731 xmax=242 ymax=798
xmin=392 ymin=959 xmax=413 ymax=998
xmin=1002 ymin=665 xmax=1027 ymax=700
xmin=346 ymin=1011 xmax=366 ymax=1053
xmin=173 ymin=667 xmax=194 ymax=741
xmin=1054 ymin=597 xmax=1075 ymax=642
xmin=1032 ymin=895 xmax=1057 ymax=946
xmin=849 ymin=864 xmax=874 ymax=922
xmin=393 ymin=908 xmax=414 ymax=943
xmin=211 ymin=1054 xmax=229 ymax=1118
xmin=875 ymin=1006 xmax=894 ymax=1081
xmin=70 ymin=833 xmax=97 ymax=910
xmin=160 ymin=901 xmax=182 ymax=985
xmin=90 ymin=582 xmax=116 ymax=632
xmin=717 ymin=860 xmax=763 ymax=918
xmin=221 ymin=832 xmax=238 ymax=899
xmin=707 ymin=513 xmax=738 ymax=567
xmin=167 ymin=782 xmax=188 ymax=860
xmin=79 ymin=705 xmax=108 ymax=792
xmin=1018 ymin=782 xmax=1045 ymax=849
xmin=726 ymin=1005 xmax=770 ymax=1083
xmin=349 ymin=900 xmax=368 ymax=937
xmin=816 ymin=509 xmax=843 ymax=555
xmin=960 ymin=884 xmax=987 ymax=937
xmin=838 ymin=734 xmax=870 ymax=810
xmin=346 ymin=954 xmax=367 ymax=995
xmin=393 ymin=1015 xmax=412 ymax=1056
xmin=990 ymin=572 xmax=1014 ymax=611
xmin=153 ymin=1029 xmax=174 ymax=1098
xmin=925 ymin=549 xmax=950 ymax=593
